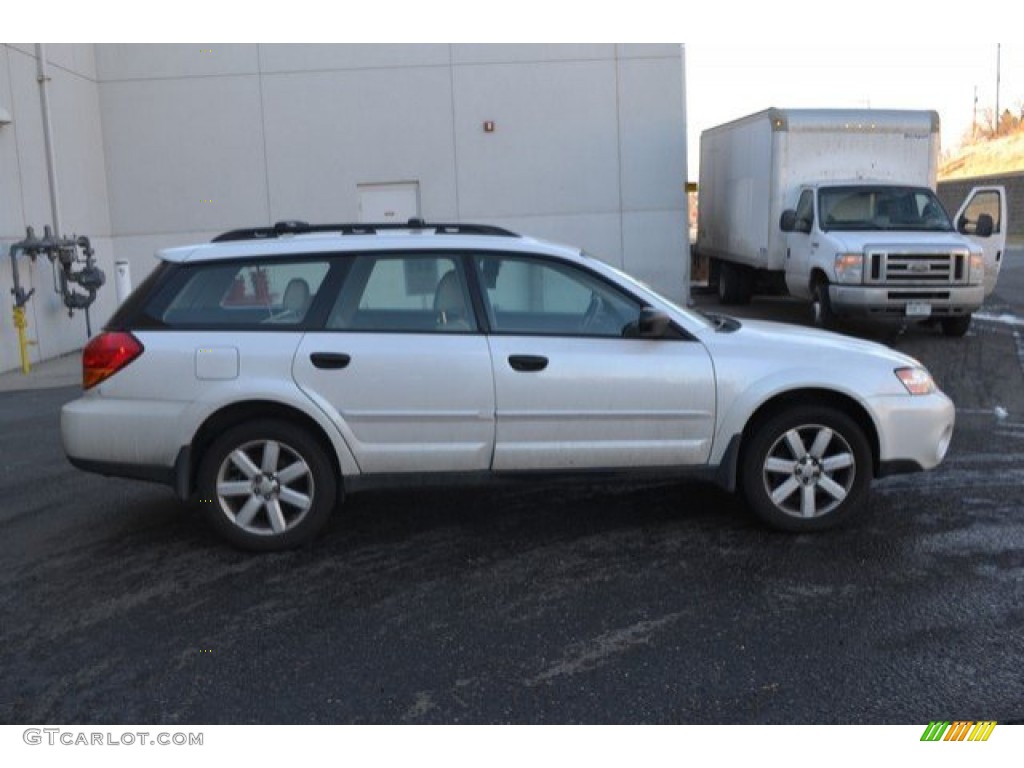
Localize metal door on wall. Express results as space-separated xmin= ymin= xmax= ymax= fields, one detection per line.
xmin=357 ymin=182 xmax=420 ymax=224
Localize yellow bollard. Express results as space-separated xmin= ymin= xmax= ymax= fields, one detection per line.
xmin=13 ymin=305 xmax=35 ymax=375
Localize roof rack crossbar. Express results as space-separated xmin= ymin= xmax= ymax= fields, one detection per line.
xmin=212 ymin=218 xmax=519 ymax=243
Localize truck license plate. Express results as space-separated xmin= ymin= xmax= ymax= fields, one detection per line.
xmin=906 ymin=302 xmax=932 ymax=317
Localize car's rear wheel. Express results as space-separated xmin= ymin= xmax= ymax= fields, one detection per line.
xmin=740 ymin=406 xmax=871 ymax=532
xmin=197 ymin=419 xmax=338 ymax=551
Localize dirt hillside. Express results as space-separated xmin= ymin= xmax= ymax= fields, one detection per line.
xmin=940 ymin=131 xmax=1024 ymax=180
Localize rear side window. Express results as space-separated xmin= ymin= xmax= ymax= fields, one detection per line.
xmin=326 ymin=254 xmax=475 ymax=333
xmin=106 ymin=260 xmax=174 ymax=330
xmin=144 ymin=259 xmax=332 ymax=328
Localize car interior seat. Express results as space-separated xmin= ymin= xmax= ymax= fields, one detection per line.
xmin=433 ymin=270 xmax=471 ymax=331
xmin=282 ymin=277 xmax=311 ymax=319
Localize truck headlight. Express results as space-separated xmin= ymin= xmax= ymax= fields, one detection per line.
xmin=895 ymin=367 xmax=936 ymax=396
xmin=834 ymin=253 xmax=863 ymax=284
xmin=969 ymin=252 xmax=984 ymax=283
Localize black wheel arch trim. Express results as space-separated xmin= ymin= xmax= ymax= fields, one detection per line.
xmin=715 ymin=434 xmax=742 ymax=493
xmin=877 ymin=459 xmax=925 ymax=477
xmin=174 ymin=446 xmax=193 ymax=499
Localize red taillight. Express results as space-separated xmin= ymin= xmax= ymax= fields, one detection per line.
xmin=82 ymin=332 xmax=144 ymax=389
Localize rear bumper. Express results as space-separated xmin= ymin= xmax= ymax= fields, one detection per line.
xmin=61 ymin=396 xmax=193 ymax=497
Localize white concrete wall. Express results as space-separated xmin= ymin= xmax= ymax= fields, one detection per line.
xmin=0 ymin=43 xmax=688 ymax=373
xmin=0 ymin=44 xmax=115 ymax=374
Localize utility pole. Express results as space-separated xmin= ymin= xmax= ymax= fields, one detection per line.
xmin=995 ymin=43 xmax=1001 ymax=135
xmin=973 ymin=85 xmax=978 ymax=138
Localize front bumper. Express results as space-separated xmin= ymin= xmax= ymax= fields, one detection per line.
xmin=830 ymin=284 xmax=983 ymax=318
xmin=869 ymin=390 xmax=956 ymax=475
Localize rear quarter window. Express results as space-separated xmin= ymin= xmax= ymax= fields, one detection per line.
xmin=138 ymin=258 xmax=333 ymax=328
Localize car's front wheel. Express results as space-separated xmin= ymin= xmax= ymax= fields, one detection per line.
xmin=740 ymin=406 xmax=872 ymax=532
xmin=197 ymin=419 xmax=338 ymax=551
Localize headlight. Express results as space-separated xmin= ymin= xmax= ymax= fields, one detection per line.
xmin=834 ymin=253 xmax=863 ymax=284
xmin=969 ymin=252 xmax=984 ymax=283
xmin=895 ymin=367 xmax=936 ymax=396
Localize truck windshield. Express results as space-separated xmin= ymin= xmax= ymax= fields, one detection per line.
xmin=818 ymin=186 xmax=953 ymax=233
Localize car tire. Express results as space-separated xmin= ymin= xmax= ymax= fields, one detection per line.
xmin=812 ymin=277 xmax=837 ymax=329
xmin=197 ymin=419 xmax=338 ymax=551
xmin=740 ymin=406 xmax=872 ymax=532
xmin=940 ymin=315 xmax=971 ymax=337
xmin=718 ymin=261 xmax=753 ymax=305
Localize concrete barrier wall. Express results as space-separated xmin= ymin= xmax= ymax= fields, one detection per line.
xmin=937 ymin=171 xmax=1024 ymax=239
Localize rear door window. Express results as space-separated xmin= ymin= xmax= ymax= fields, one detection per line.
xmin=326 ymin=254 xmax=476 ymax=333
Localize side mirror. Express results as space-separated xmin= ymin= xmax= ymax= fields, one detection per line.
xmin=975 ymin=213 xmax=994 ymax=238
xmin=637 ymin=307 xmax=671 ymax=338
xmin=780 ymin=210 xmax=811 ymax=234
xmin=780 ymin=210 xmax=797 ymax=232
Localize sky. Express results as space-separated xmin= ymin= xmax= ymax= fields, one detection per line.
xmin=685 ymin=43 xmax=1023 ymax=179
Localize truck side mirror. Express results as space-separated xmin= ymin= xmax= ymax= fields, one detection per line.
xmin=780 ymin=210 xmax=811 ymax=234
xmin=975 ymin=213 xmax=994 ymax=238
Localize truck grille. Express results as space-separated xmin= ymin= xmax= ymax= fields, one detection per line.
xmin=866 ymin=250 xmax=970 ymax=285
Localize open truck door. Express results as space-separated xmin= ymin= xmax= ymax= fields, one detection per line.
xmin=954 ymin=186 xmax=1007 ymax=298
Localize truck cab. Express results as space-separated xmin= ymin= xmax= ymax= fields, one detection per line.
xmin=779 ymin=182 xmax=1006 ymax=336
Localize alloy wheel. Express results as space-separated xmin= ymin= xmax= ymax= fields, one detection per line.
xmin=215 ymin=438 xmax=315 ymax=536
xmin=761 ymin=424 xmax=856 ymax=519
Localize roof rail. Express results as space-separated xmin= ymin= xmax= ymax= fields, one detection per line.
xmin=212 ymin=218 xmax=519 ymax=243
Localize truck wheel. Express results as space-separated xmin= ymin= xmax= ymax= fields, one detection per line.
xmin=718 ymin=261 xmax=752 ymax=305
xmin=812 ymin=278 xmax=836 ymax=329
xmin=740 ymin=406 xmax=872 ymax=532
xmin=197 ymin=419 xmax=338 ymax=551
xmin=940 ymin=315 xmax=971 ymax=337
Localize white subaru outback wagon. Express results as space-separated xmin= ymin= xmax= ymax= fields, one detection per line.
xmin=61 ymin=220 xmax=955 ymax=550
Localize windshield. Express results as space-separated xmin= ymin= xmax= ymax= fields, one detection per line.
xmin=818 ymin=186 xmax=953 ymax=232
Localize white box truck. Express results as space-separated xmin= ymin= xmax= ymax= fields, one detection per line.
xmin=695 ymin=108 xmax=1007 ymax=336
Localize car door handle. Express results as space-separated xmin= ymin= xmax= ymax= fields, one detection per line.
xmin=508 ymin=355 xmax=548 ymax=372
xmin=310 ymin=352 xmax=351 ymax=370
